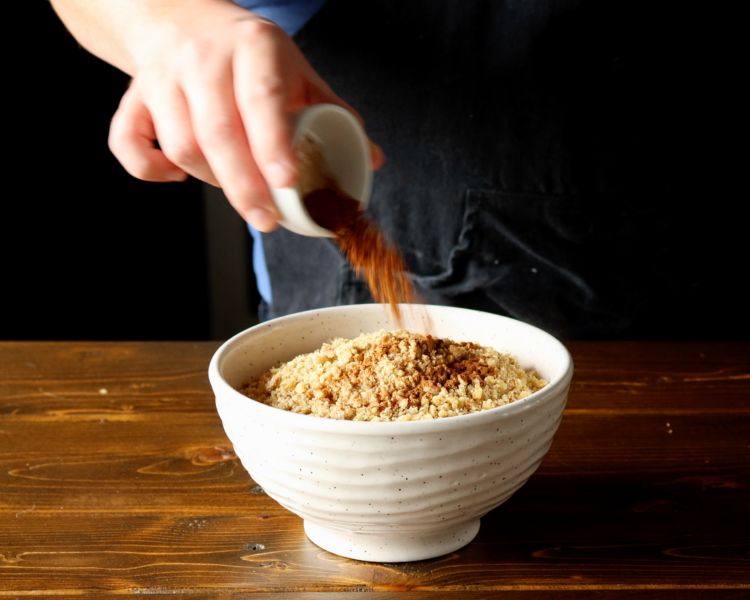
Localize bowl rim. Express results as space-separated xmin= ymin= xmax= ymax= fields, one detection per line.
xmin=208 ymin=304 xmax=573 ymax=434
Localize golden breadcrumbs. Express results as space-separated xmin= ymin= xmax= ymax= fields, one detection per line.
xmin=241 ymin=330 xmax=546 ymax=422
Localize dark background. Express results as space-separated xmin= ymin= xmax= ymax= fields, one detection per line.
xmin=4 ymin=3 xmax=258 ymax=341
xmin=4 ymin=3 xmax=746 ymax=341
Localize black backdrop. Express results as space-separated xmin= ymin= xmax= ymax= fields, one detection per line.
xmin=3 ymin=3 xmax=212 ymax=340
xmin=4 ymin=3 xmax=746 ymax=341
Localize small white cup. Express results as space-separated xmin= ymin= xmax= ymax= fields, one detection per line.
xmin=271 ymin=104 xmax=372 ymax=238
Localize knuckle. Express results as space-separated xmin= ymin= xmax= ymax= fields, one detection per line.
xmin=163 ymin=137 xmax=202 ymax=167
xmin=227 ymin=180 xmax=266 ymax=208
xmin=107 ymin=115 xmax=151 ymax=179
xmin=108 ymin=118 xmax=137 ymax=162
xmin=245 ymin=74 xmax=286 ymax=103
xmin=107 ymin=122 xmax=125 ymax=156
xmin=200 ymin=117 xmax=242 ymax=147
xmin=238 ymin=17 xmax=280 ymax=41
xmin=178 ymin=36 xmax=215 ymax=66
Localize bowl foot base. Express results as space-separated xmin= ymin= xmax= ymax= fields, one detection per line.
xmin=303 ymin=518 xmax=480 ymax=562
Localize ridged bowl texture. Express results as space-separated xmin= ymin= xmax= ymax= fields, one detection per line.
xmin=209 ymin=304 xmax=572 ymax=562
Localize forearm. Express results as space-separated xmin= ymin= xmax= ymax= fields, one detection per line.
xmin=49 ymin=0 xmax=371 ymax=232
xmin=49 ymin=0 xmax=234 ymax=75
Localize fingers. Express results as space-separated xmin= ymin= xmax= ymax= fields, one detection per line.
xmin=143 ymin=81 xmax=220 ymax=187
xmin=110 ymin=15 xmax=378 ymax=232
xmin=234 ymin=21 xmax=296 ymax=189
xmin=109 ymin=86 xmax=187 ymax=182
xmin=182 ymin=54 xmax=280 ymax=231
xmin=369 ymin=140 xmax=386 ymax=171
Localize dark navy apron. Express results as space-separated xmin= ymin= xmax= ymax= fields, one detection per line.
xmin=260 ymin=0 xmax=734 ymax=338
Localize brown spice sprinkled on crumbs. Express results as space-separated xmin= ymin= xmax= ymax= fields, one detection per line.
xmin=242 ymin=330 xmax=547 ymax=421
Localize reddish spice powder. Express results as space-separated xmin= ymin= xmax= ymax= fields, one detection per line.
xmin=303 ymin=187 xmax=415 ymax=322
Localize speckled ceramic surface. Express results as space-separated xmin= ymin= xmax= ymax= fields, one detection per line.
xmin=209 ymin=304 xmax=572 ymax=562
xmin=272 ymin=104 xmax=371 ymax=238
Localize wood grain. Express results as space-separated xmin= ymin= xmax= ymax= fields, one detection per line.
xmin=1 ymin=341 xmax=748 ymax=596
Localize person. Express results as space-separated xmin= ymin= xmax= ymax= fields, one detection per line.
xmin=49 ymin=0 xmax=739 ymax=338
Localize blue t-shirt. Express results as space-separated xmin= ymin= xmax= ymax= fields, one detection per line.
xmin=234 ymin=0 xmax=326 ymax=304
xmin=234 ymin=0 xmax=326 ymax=36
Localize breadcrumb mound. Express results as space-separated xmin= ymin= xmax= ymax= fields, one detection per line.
xmin=242 ymin=330 xmax=547 ymax=422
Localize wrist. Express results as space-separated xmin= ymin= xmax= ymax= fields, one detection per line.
xmin=124 ymin=0 xmax=250 ymax=72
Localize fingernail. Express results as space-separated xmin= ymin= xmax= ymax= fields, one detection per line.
xmin=369 ymin=140 xmax=385 ymax=168
xmin=246 ymin=207 xmax=278 ymax=232
xmin=266 ymin=161 xmax=296 ymax=187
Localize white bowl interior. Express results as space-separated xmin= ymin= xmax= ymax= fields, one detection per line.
xmin=216 ymin=304 xmax=569 ymax=395
xmin=274 ymin=104 xmax=372 ymax=238
xmin=295 ymin=105 xmax=372 ymax=207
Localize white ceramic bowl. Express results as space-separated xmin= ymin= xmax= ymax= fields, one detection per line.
xmin=209 ymin=304 xmax=572 ymax=562
xmin=272 ymin=104 xmax=372 ymax=237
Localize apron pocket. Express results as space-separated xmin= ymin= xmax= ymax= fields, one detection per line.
xmin=410 ymin=188 xmax=654 ymax=336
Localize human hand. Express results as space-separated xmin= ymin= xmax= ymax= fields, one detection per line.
xmin=107 ymin=0 xmax=383 ymax=231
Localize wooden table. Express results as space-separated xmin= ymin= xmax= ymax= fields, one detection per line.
xmin=1 ymin=341 xmax=748 ymax=598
